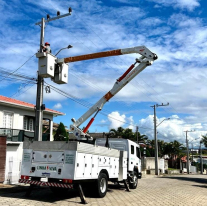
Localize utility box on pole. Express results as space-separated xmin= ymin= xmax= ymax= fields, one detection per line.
xmin=36 ymin=52 xmax=56 ymax=78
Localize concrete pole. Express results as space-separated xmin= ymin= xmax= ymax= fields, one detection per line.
xmin=151 ymin=103 xmax=169 ymax=175
xmin=136 ymin=126 xmax=139 ymax=144
xmin=153 ymin=105 xmax=159 ymax=175
xmin=200 ymin=141 xmax=203 ymax=174
xmin=186 ymin=132 xmax=189 ymax=174
xmin=34 ymin=18 xmax=45 ymax=141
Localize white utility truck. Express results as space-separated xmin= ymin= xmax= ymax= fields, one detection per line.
xmin=19 ymin=46 xmax=157 ymax=203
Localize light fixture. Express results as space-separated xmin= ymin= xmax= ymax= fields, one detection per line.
xmin=67 ymin=45 xmax=73 ymax=49
xmin=55 ymin=44 xmax=73 ymax=56
xmin=69 ymin=7 xmax=72 ymax=14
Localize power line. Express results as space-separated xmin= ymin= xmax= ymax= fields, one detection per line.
xmin=0 ymin=53 xmax=36 ymax=83
xmin=44 ymin=81 xmax=154 ymax=131
xmin=10 ymin=82 xmax=36 ymax=98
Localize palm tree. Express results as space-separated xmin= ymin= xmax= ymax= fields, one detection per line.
xmin=202 ymin=134 xmax=207 ymax=147
xmin=123 ymin=128 xmax=135 ymax=140
xmin=109 ymin=127 xmax=125 ymax=138
xmin=138 ymin=132 xmax=148 ymax=144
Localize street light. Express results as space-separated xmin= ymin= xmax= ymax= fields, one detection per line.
xmin=55 ymin=45 xmax=73 ymax=56
xmin=184 ymin=130 xmax=195 ymax=174
xmin=151 ymin=103 xmax=169 ymax=176
xmin=195 ymin=137 xmax=204 ymax=174
xmin=188 ymin=139 xmax=195 ymax=164
xmin=200 ymin=140 xmax=203 ymax=174
xmin=156 ymin=118 xmax=170 ymax=127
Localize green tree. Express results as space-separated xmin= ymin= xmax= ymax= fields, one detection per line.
xmin=54 ymin=122 xmax=68 ymax=141
xmin=137 ymin=133 xmax=148 ymax=144
xmin=202 ymin=134 xmax=207 ymax=147
xmin=123 ymin=128 xmax=135 ymax=140
xmin=109 ymin=127 xmax=125 ymax=138
xmin=109 ymin=127 xmax=147 ymax=142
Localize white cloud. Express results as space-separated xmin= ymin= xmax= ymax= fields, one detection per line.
xmin=127 ymin=116 xmax=135 ymax=131
xmin=149 ymin=0 xmax=200 ymax=11
xmin=53 ymin=103 xmax=62 ymax=109
xmin=139 ymin=114 xmax=207 ymax=147
xmin=108 ymin=111 xmax=126 ymax=130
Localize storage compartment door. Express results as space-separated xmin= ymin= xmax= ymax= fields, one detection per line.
xmin=91 ymin=155 xmax=99 ymax=178
xmin=84 ymin=154 xmax=92 ymax=178
xmin=47 ymin=151 xmax=64 ymax=163
xmin=32 ymin=151 xmax=48 ymax=162
xmin=75 ymin=153 xmax=85 ymax=178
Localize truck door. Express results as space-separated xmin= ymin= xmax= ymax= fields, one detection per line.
xmin=128 ymin=144 xmax=136 ymax=171
xmin=135 ymin=146 xmax=141 ymax=173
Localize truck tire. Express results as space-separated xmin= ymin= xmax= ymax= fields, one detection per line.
xmin=129 ymin=171 xmax=138 ymax=189
xmin=96 ymin=173 xmax=108 ymax=198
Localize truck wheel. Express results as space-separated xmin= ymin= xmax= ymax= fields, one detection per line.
xmin=129 ymin=171 xmax=138 ymax=189
xmin=96 ymin=173 xmax=108 ymax=198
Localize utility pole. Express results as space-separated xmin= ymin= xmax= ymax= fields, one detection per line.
xmin=136 ymin=126 xmax=139 ymax=144
xmin=151 ymin=103 xmax=169 ymax=175
xmin=184 ymin=130 xmax=194 ymax=174
xmin=34 ymin=18 xmax=45 ymax=141
xmin=34 ymin=8 xmax=72 ymax=141
xmin=200 ymin=140 xmax=203 ymax=174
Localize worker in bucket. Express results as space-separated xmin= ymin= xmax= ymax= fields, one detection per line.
xmin=42 ymin=42 xmax=51 ymax=53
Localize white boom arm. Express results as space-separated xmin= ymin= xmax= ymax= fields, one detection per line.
xmin=69 ymin=46 xmax=158 ymax=140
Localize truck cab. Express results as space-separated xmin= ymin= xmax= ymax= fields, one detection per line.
xmin=95 ymin=138 xmax=142 ymax=187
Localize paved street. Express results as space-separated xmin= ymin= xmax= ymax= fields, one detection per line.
xmin=0 ymin=174 xmax=207 ymax=206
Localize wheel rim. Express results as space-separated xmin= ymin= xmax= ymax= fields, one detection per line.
xmin=100 ymin=177 xmax=106 ymax=193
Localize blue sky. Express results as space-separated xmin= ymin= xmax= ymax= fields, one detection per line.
xmin=0 ymin=0 xmax=207 ymax=146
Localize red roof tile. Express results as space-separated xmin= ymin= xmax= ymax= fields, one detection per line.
xmin=0 ymin=95 xmax=64 ymax=116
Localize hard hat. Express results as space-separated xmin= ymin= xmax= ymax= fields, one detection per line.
xmin=45 ymin=42 xmax=50 ymax=46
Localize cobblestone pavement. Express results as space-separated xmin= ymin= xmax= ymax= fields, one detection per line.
xmin=0 ymin=174 xmax=207 ymax=206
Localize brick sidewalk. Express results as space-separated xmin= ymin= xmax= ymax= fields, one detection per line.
xmin=0 ymin=174 xmax=207 ymax=205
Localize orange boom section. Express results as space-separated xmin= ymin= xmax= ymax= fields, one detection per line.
xmin=64 ymin=49 xmax=122 ymax=63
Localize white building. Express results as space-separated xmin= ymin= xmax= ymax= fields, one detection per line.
xmin=0 ymin=95 xmax=65 ymax=184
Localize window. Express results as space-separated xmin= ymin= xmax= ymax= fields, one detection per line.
xmin=3 ymin=112 xmax=13 ymax=137
xmin=3 ymin=112 xmax=13 ymax=128
xmin=131 ymin=145 xmax=134 ymax=154
xmin=23 ymin=116 xmax=34 ymax=131
xmin=23 ymin=117 xmax=28 ymax=130
xmin=136 ymin=147 xmax=141 ymax=158
xmin=29 ymin=119 xmax=33 ymax=131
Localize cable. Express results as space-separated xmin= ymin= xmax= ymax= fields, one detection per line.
xmin=44 ymin=81 xmax=154 ymax=130
xmin=0 ymin=53 xmax=36 ymax=82
xmin=10 ymin=81 xmax=36 ymax=98
xmin=73 ymin=11 xmax=187 ymax=121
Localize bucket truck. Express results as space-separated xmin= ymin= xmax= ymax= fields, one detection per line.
xmin=19 ymin=46 xmax=157 ymax=203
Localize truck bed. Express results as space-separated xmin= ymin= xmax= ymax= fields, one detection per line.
xmin=21 ymin=141 xmax=127 ymax=181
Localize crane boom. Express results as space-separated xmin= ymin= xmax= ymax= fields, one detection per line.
xmin=57 ymin=46 xmax=157 ymax=64
xmin=70 ymin=46 xmax=157 ymax=140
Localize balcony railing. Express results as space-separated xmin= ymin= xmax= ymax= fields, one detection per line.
xmin=0 ymin=128 xmax=49 ymax=142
